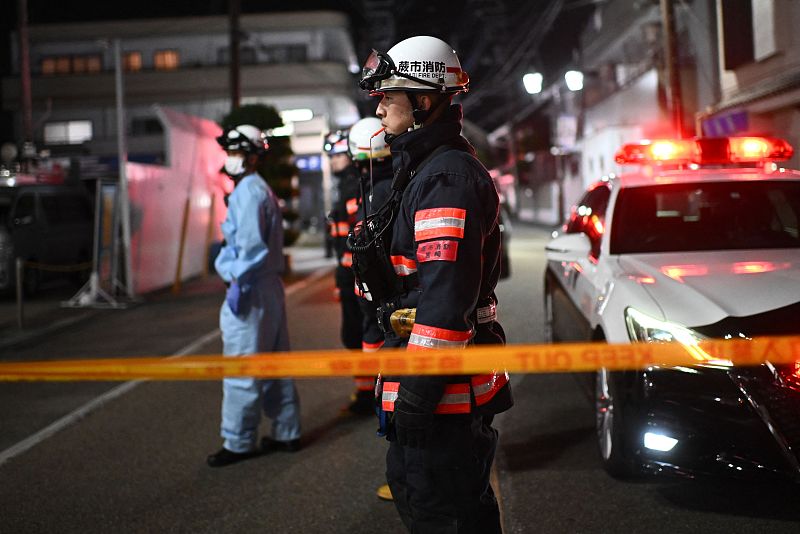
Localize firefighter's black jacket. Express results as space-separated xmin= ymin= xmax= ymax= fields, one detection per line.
xmin=382 ymin=104 xmax=513 ymax=416
xmin=330 ymin=164 xmax=361 ymax=290
xmin=356 ymin=158 xmax=394 ymax=349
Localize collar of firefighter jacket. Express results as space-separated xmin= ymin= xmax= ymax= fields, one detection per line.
xmin=389 ymin=104 xmax=475 ymax=180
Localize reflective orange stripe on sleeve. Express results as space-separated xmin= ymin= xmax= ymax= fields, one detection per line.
xmin=471 ymin=371 xmax=509 ymax=406
xmin=390 ymin=255 xmax=417 ymax=276
xmin=381 ymin=381 xmax=471 ymax=414
xmin=346 ymin=198 xmax=359 ymax=215
xmin=341 ymin=252 xmax=353 ymax=268
xmin=414 ymin=207 xmax=466 ymax=241
xmin=330 ymin=222 xmax=350 ymax=237
xmin=408 ymin=324 xmax=472 ymax=351
xmin=434 ymin=383 xmax=471 ymax=414
xmin=362 ymin=340 xmax=384 ymax=352
xmin=354 ymin=376 xmax=375 ymax=391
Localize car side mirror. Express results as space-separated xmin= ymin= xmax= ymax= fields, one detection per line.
xmin=13 ymin=215 xmax=33 ymax=226
xmin=545 ymin=232 xmax=592 ymax=262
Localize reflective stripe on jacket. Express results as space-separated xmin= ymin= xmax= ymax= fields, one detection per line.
xmin=381 ymin=371 xmax=509 ymax=415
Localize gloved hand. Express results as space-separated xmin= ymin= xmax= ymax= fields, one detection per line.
xmin=393 ymin=401 xmax=434 ymax=449
xmin=225 ymin=281 xmax=242 ymax=315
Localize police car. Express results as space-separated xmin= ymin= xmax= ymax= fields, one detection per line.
xmin=544 ymin=136 xmax=800 ymax=480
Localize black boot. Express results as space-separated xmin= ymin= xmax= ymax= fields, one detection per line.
xmin=206 ymin=447 xmax=258 ymax=467
xmin=261 ymin=437 xmax=302 ymax=453
xmin=342 ymin=390 xmax=375 ymax=416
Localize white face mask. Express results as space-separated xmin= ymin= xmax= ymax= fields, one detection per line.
xmin=224 ymin=155 xmax=245 ymax=177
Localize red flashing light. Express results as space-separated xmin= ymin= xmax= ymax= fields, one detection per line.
xmin=615 ymin=140 xmax=696 ymax=165
xmin=615 ymin=137 xmax=794 ymax=166
xmin=778 ymin=361 xmax=800 ymax=393
xmin=728 ymin=137 xmax=793 ymax=162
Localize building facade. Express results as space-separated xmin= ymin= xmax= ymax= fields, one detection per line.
xmin=2 ymin=10 xmax=362 ymax=228
xmin=701 ymin=0 xmax=800 ymax=170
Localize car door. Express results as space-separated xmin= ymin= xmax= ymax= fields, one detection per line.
xmin=11 ymin=191 xmax=41 ymax=261
xmin=39 ymin=191 xmax=68 ymax=264
xmin=39 ymin=190 xmax=92 ymax=263
xmin=558 ymin=183 xmax=611 ymax=339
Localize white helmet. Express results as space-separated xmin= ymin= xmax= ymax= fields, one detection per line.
xmin=359 ymin=35 xmax=469 ymax=94
xmin=216 ymin=124 xmax=268 ymax=155
xmin=348 ymin=118 xmax=391 ymax=161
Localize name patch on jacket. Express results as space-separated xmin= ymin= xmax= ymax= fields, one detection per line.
xmin=416 ymin=239 xmax=458 ymax=262
xmin=414 ymin=207 xmax=466 ymax=241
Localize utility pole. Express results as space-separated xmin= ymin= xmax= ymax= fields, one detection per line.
xmin=661 ymin=0 xmax=684 ymax=137
xmin=17 ymin=0 xmax=33 ymax=164
xmin=113 ymin=39 xmax=135 ymax=299
xmin=229 ymin=0 xmax=241 ymax=111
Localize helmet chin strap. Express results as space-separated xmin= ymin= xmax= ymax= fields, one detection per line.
xmin=382 ymin=91 xmax=449 ymax=146
xmin=408 ymin=92 xmax=428 ymax=128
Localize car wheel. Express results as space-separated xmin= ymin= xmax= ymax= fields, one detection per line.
xmin=596 ymin=368 xmax=639 ymax=478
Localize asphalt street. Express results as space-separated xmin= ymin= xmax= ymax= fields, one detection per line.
xmin=1 ymin=225 xmax=799 ymax=533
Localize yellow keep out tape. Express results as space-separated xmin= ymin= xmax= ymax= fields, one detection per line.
xmin=1 ymin=336 xmax=799 ymax=381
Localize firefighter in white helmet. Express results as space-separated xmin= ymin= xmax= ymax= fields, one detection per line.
xmin=346 ymin=116 xmax=396 ymax=501
xmin=323 ymin=128 xmax=374 ymax=415
xmin=207 ymin=124 xmax=302 ymax=467
xmin=354 ymin=36 xmax=513 ymax=532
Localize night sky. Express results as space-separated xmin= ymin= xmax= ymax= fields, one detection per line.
xmin=0 ymin=1 xmax=591 ymax=143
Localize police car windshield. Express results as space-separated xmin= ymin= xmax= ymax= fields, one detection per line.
xmin=611 ymin=180 xmax=800 ymax=254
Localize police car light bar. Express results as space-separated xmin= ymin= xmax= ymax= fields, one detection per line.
xmin=614 ymin=137 xmax=794 ymax=165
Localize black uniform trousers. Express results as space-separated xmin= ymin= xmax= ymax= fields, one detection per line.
xmin=386 ymin=414 xmax=501 ymax=534
xmin=335 ymin=265 xmax=363 ymax=350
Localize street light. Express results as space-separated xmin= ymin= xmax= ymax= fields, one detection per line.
xmin=522 ymin=72 xmax=543 ymax=95
xmin=564 ymin=70 xmax=584 ymax=91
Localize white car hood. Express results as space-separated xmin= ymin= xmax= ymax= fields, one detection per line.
xmin=617 ymin=249 xmax=800 ymax=328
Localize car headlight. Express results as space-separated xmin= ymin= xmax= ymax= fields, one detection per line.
xmin=625 ymin=307 xmax=705 ymax=344
xmin=624 ymin=307 xmax=732 ymax=367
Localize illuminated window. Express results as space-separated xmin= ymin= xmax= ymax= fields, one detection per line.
xmin=86 ymin=55 xmax=102 ymax=73
xmin=123 ymin=51 xmax=142 ymax=72
xmin=154 ymin=50 xmax=179 ymax=71
xmin=55 ymin=56 xmax=71 ymax=74
xmin=73 ymin=56 xmax=87 ymax=73
xmin=44 ymin=120 xmax=93 ymax=145
xmin=41 ymin=57 xmax=56 ymax=75
xmin=72 ymin=55 xmax=102 ymax=74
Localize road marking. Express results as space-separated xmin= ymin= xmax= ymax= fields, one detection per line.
xmin=0 ymin=268 xmax=332 ymax=467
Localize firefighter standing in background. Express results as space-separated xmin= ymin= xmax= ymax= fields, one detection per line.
xmin=347 ymin=117 xmax=396 ymax=501
xmin=347 ymin=117 xmax=393 ymax=357
xmin=323 ymin=130 xmax=370 ymax=414
xmin=207 ymin=125 xmax=301 ymax=467
xmin=354 ymin=36 xmax=513 ymax=532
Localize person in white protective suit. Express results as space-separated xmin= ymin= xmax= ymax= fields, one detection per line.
xmin=207 ymin=124 xmax=302 ymax=468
